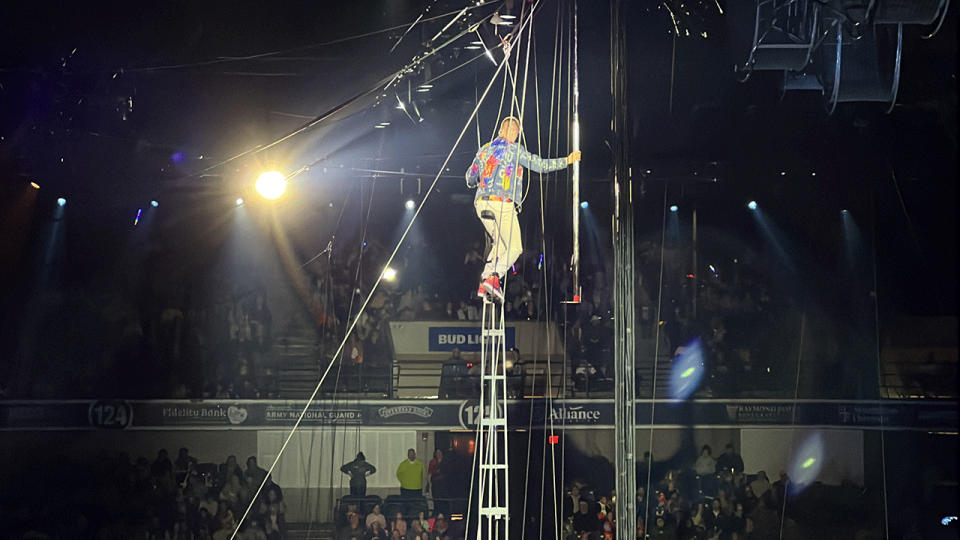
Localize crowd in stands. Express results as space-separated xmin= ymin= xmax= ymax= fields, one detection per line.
xmin=561 ymin=444 xmax=806 ymax=540
xmin=2 ymin=447 xmax=287 ymax=540
xmin=335 ymin=448 xmax=465 ymax=540
xmin=5 ymin=223 xmax=858 ymax=400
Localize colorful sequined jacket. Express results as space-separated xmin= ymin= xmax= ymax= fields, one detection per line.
xmin=466 ymin=137 xmax=568 ymax=205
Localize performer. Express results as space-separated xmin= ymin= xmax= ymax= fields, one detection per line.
xmin=465 ymin=116 xmax=581 ymax=301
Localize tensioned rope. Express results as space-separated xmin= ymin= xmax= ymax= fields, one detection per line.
xmin=324 ymin=165 xmax=378 ymax=530
xmin=642 ymin=188 xmax=670 ymax=534
xmin=520 ymin=13 xmax=551 ymax=540
xmin=230 ymin=7 xmax=544 ymax=538
xmin=871 ymin=187 xmax=891 ymax=540
xmin=777 ymin=299 xmax=807 ymax=540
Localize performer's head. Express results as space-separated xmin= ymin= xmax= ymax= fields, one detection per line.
xmin=499 ymin=116 xmax=521 ymax=143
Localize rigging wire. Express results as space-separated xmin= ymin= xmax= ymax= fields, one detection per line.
xmin=115 ymin=3 xmax=497 ymax=74
xmin=871 ymin=185 xmax=891 ymax=540
xmin=778 ymin=300 xmax=807 ymax=540
xmin=229 ymin=8 xmax=542 ymax=537
xmin=519 ymin=7 xmax=553 ymax=539
xmin=188 ymin=16 xmax=494 ymax=182
xmin=642 ymin=187 xmax=670 ymax=534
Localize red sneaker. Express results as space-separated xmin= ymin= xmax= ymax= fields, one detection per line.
xmin=482 ymin=274 xmax=504 ymax=302
xmin=477 ymin=281 xmax=487 ymax=298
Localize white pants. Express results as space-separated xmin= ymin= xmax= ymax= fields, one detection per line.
xmin=475 ymin=199 xmax=522 ymax=279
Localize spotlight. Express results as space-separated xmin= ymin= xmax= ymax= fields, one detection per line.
xmin=57 ymin=197 xmax=66 ymax=207
xmin=256 ymin=171 xmax=287 ymax=200
xmin=236 ymin=198 xmax=244 ymax=206
xmin=841 ymin=209 xmax=848 ymax=215
xmin=30 ymin=181 xmax=40 ymax=189
xmin=580 ymin=201 xmax=588 ymax=209
xmin=405 ymin=200 xmax=415 ymax=210
xmin=669 ymin=205 xmax=678 ymax=212
xmin=747 ymin=200 xmax=758 ymax=210
xmin=150 ymin=200 xmax=159 ymax=208
xmin=382 ymin=267 xmax=397 ymax=281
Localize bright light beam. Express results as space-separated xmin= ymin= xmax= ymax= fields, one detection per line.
xmin=256 ymin=171 xmax=288 ymax=200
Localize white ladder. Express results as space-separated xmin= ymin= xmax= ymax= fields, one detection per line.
xmin=475 ymin=297 xmax=509 ymax=539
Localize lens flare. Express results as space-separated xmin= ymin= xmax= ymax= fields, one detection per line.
xmin=788 ymin=432 xmax=824 ymax=496
xmin=669 ymin=338 xmax=704 ymax=400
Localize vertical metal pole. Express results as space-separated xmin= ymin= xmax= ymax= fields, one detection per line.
xmin=611 ymin=1 xmax=636 ymax=539
xmin=571 ymin=0 xmax=581 ymax=302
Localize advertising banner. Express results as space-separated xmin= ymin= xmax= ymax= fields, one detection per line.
xmin=0 ymin=399 xmax=954 ymax=431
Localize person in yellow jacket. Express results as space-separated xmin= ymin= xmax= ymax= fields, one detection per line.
xmin=396 ymin=448 xmax=425 ymax=497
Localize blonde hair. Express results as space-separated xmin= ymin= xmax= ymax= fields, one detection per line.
xmin=500 ymin=116 xmax=520 ymax=131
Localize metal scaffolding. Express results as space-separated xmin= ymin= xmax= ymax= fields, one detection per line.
xmin=475 ymin=297 xmax=509 ymax=540
xmin=611 ymin=0 xmax=637 ymax=538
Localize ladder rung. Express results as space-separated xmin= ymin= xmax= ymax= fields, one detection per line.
xmin=480 ymin=417 xmax=506 ymax=426
xmin=479 ymin=508 xmax=508 ymax=516
xmin=480 ymin=463 xmax=508 ymax=470
xmin=482 ymin=328 xmax=504 ymax=337
xmin=482 ymin=374 xmax=505 ymax=380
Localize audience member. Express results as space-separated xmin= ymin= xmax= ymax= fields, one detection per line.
xmin=391 ymin=511 xmax=408 ymax=537
xmin=396 ymin=448 xmax=425 ymax=497
xmin=716 ymin=443 xmax=745 ymax=475
xmin=749 ymin=470 xmax=771 ymax=499
xmin=428 ymin=449 xmax=448 ymax=514
xmin=337 ymin=511 xmax=364 ymax=540
xmin=573 ymin=501 xmax=598 ymax=536
xmin=244 ymin=456 xmax=268 ymax=490
xmin=340 ymin=452 xmax=377 ymax=497
xmin=694 ymin=445 xmax=716 ymax=476
xmin=366 ymin=504 xmax=387 ymax=530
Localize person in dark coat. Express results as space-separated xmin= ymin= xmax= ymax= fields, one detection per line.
xmin=340 ymin=452 xmax=377 ymax=496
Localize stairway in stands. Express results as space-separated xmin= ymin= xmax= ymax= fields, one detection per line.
xmin=635 ymin=336 xmax=673 ymax=398
xmin=275 ymin=321 xmax=322 ymax=399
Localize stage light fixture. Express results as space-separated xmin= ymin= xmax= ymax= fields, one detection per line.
xmin=57 ymin=197 xmax=66 ymax=207
xmin=405 ymin=200 xmax=415 ymax=210
xmin=30 ymin=181 xmax=40 ymax=189
xmin=151 ymin=200 xmax=159 ymax=208
xmin=841 ymin=209 xmax=848 ymax=214
xmin=236 ymin=198 xmax=244 ymax=206
xmin=382 ymin=267 xmax=397 ymax=281
xmin=256 ymin=171 xmax=287 ymax=200
xmin=747 ymin=200 xmax=758 ymax=210
xmin=580 ymin=201 xmax=588 ymax=209
xmin=669 ymin=205 xmax=678 ymax=212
